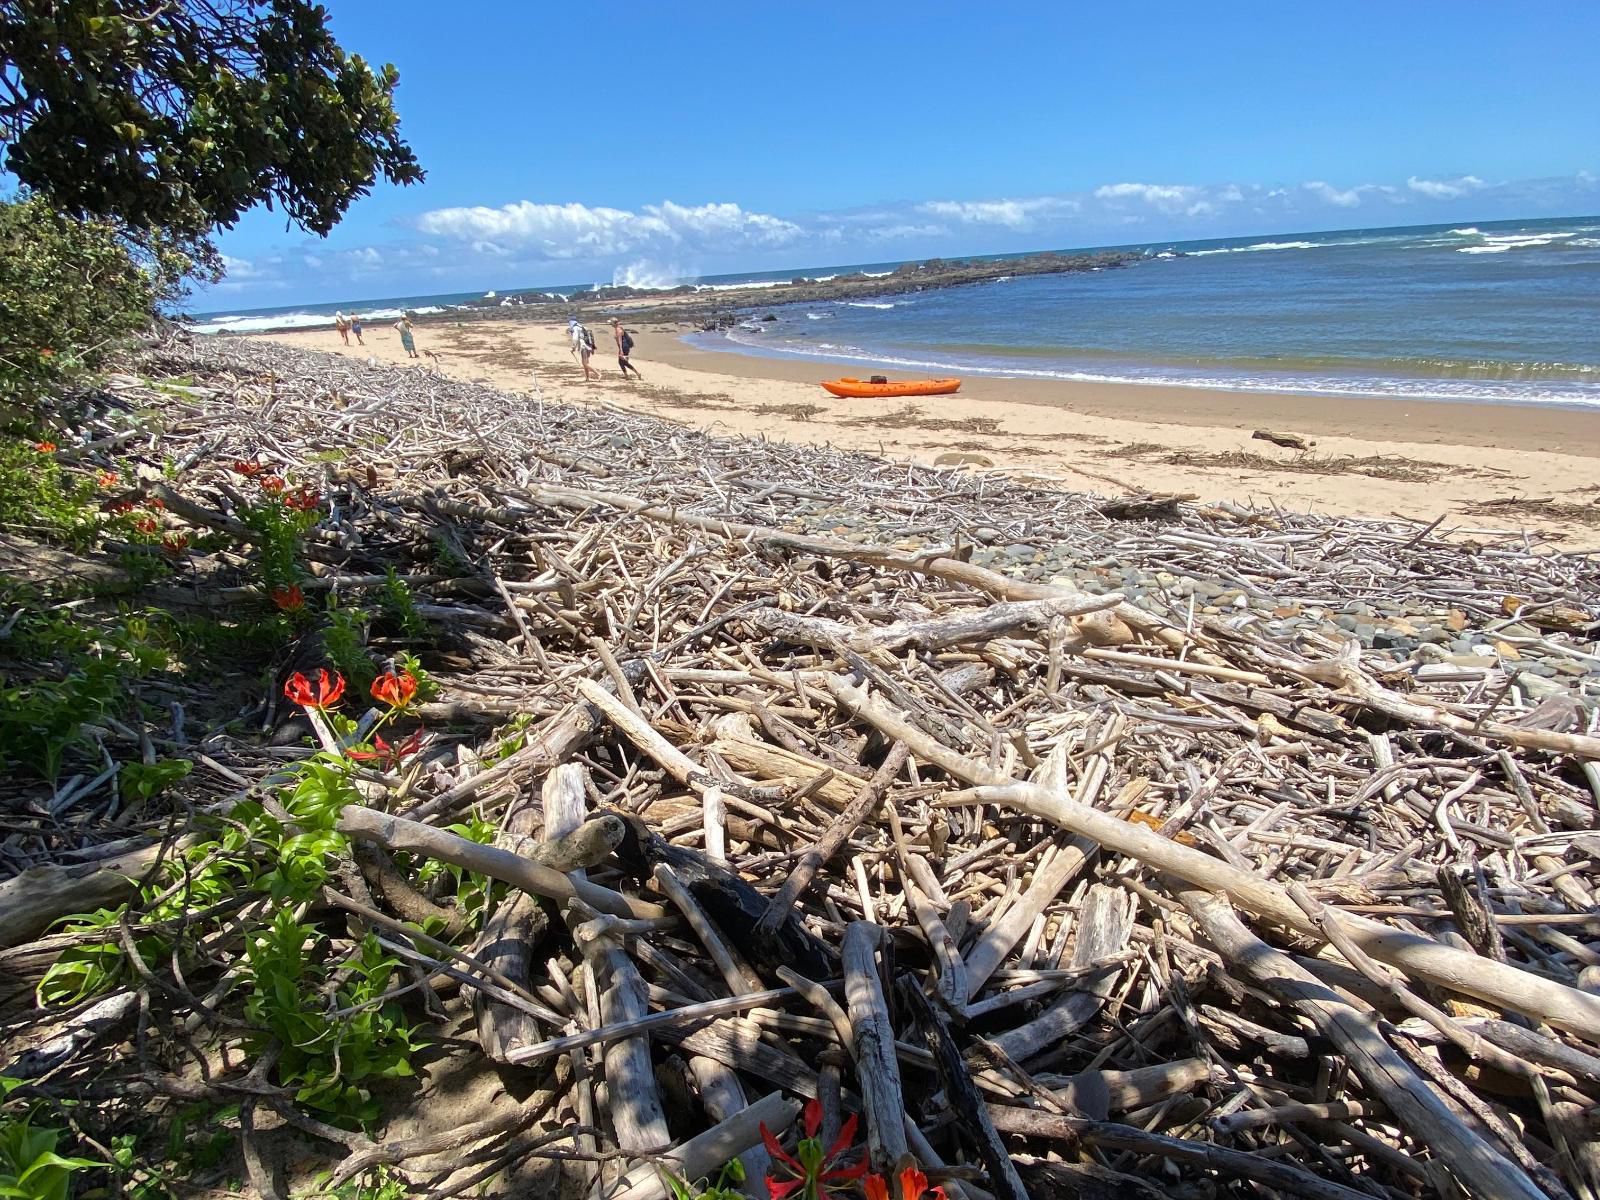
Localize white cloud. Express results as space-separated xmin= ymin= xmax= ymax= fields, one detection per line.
xmin=919 ymin=197 xmax=1076 ymax=228
xmin=1093 ymin=183 xmax=1225 ymax=216
xmin=865 ymin=222 xmax=949 ymax=241
xmin=414 ymin=198 xmax=800 ymax=260
xmin=1301 ymin=181 xmax=1365 ymax=208
xmin=1406 ymin=175 xmax=1486 ymax=199
xmin=221 ymin=254 xmax=257 ymax=278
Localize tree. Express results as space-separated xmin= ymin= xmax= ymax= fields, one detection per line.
xmin=0 ymin=0 xmax=424 ymax=238
xmin=0 ymin=194 xmax=156 ymax=417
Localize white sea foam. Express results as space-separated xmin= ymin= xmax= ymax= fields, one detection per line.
xmin=1190 ymin=240 xmax=1320 ymax=256
xmin=1457 ymin=232 xmax=1581 ymax=254
xmin=845 ymin=301 xmax=895 ymax=309
xmin=805 ymin=312 xmax=830 ymax=320
xmin=187 ymin=306 xmax=444 ymax=335
xmin=692 ymin=278 xmax=789 ymax=292
xmin=1449 ymin=228 xmax=1481 ymax=236
xmin=862 ymin=270 xmax=894 ymax=278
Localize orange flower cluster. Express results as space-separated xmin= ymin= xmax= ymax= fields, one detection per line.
xmin=863 ymin=1168 xmax=946 ymax=1200
xmin=34 ymin=440 xmax=56 ymax=453
xmin=283 ymin=669 xmax=345 ymax=709
xmin=271 ymin=584 xmax=305 ymax=612
xmin=371 ymin=669 xmax=418 ymax=709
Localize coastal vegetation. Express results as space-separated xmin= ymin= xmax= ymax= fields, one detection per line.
xmin=4 ymin=9 xmax=1600 ymax=1200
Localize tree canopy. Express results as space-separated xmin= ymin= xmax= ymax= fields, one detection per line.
xmin=0 ymin=0 xmax=424 ymax=238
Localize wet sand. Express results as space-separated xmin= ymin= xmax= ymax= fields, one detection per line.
xmin=254 ymin=319 xmax=1600 ymax=547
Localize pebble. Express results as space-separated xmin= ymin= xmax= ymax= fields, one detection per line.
xmin=1519 ymin=674 xmax=1570 ymax=700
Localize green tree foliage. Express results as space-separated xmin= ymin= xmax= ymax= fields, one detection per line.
xmin=0 ymin=0 xmax=424 ymax=238
xmin=0 ymin=193 xmax=156 ymax=419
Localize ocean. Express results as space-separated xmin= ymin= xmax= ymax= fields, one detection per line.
xmin=193 ymin=215 xmax=1600 ymax=407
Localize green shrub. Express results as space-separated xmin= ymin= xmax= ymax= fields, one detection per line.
xmin=0 ymin=195 xmax=158 ymax=427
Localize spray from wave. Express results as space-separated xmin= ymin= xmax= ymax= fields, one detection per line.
xmin=608 ymin=261 xmax=689 ymax=290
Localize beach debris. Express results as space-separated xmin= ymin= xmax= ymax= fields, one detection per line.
xmin=3 ymin=334 xmax=1599 ymax=1200
xmin=1095 ymin=491 xmax=1196 ymax=519
xmin=1252 ymin=427 xmax=1316 ymax=450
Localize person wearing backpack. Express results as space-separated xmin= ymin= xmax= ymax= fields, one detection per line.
xmin=572 ymin=319 xmax=599 ymax=380
xmin=611 ymin=317 xmax=642 ymax=380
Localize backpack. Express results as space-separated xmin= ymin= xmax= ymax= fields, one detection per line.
xmin=581 ymin=327 xmax=596 ymax=352
xmin=621 ymin=331 xmax=634 ymax=355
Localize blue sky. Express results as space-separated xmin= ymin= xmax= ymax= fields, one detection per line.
xmin=200 ymin=0 xmax=1600 ymax=310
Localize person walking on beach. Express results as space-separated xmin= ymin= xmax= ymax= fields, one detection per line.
xmin=573 ymin=319 xmax=599 ymax=381
xmin=568 ymin=317 xmax=583 ymax=362
xmin=394 ymin=313 xmax=419 ymax=359
xmin=611 ymin=318 xmax=642 ymax=380
xmin=334 ymin=311 xmax=350 ymax=346
xmin=350 ymin=314 xmax=365 ymax=345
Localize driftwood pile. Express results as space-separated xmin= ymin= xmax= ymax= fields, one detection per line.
xmin=4 ymin=336 xmax=1600 ymax=1200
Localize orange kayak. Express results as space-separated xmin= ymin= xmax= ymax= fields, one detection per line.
xmin=821 ymin=377 xmax=962 ymax=399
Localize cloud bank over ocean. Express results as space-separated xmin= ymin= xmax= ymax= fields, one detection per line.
xmin=206 ymin=169 xmax=1597 ymax=300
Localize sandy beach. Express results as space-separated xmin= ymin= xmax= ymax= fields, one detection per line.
xmin=255 ymin=317 xmax=1600 ymax=547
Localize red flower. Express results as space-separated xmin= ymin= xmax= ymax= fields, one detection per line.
xmin=761 ymin=1099 xmax=865 ymax=1200
xmin=39 ymin=348 xmax=55 ymax=359
xmin=284 ymin=486 xmax=321 ymax=512
xmin=370 ymin=669 xmax=418 ymax=709
xmin=271 ymin=584 xmax=305 ymax=612
xmin=347 ymin=728 xmax=426 ymax=771
xmin=134 ymin=515 xmax=159 ymax=534
xmin=260 ymin=476 xmax=285 ymax=494
xmin=146 ymin=497 xmax=165 ymax=510
xmin=106 ymin=499 xmax=137 ymax=515
xmin=863 ymin=1167 xmax=946 ymax=1200
xmin=97 ymin=470 xmax=119 ymax=489
xmin=232 ymin=459 xmax=266 ymax=477
xmin=284 ymin=668 xmax=345 ymax=710
xmin=161 ymin=534 xmax=190 ymax=556
xmin=34 ymin=440 xmax=56 ymax=453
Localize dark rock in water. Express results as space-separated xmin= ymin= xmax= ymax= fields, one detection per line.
xmin=761 ymin=313 xmax=778 ymax=322
xmin=609 ymin=811 xmax=836 ymax=980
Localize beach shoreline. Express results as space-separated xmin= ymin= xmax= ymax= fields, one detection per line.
xmin=250 ymin=317 xmax=1600 ymax=547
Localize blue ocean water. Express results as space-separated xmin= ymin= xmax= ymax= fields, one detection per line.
xmin=697 ymin=217 xmax=1600 ymax=407
xmin=192 ymin=215 xmax=1600 ymax=407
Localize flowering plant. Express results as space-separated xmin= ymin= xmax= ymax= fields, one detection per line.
xmin=760 ymin=1099 xmax=866 ymax=1200
xmin=370 ymin=668 xmax=418 ymax=710
xmin=272 ymin=583 xmax=305 ymax=612
xmin=863 ymin=1166 xmax=947 ymax=1200
xmin=347 ymin=728 xmax=426 ymax=772
xmin=284 ymin=668 xmax=346 ymax=710
xmin=284 ymin=485 xmax=321 ymax=512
